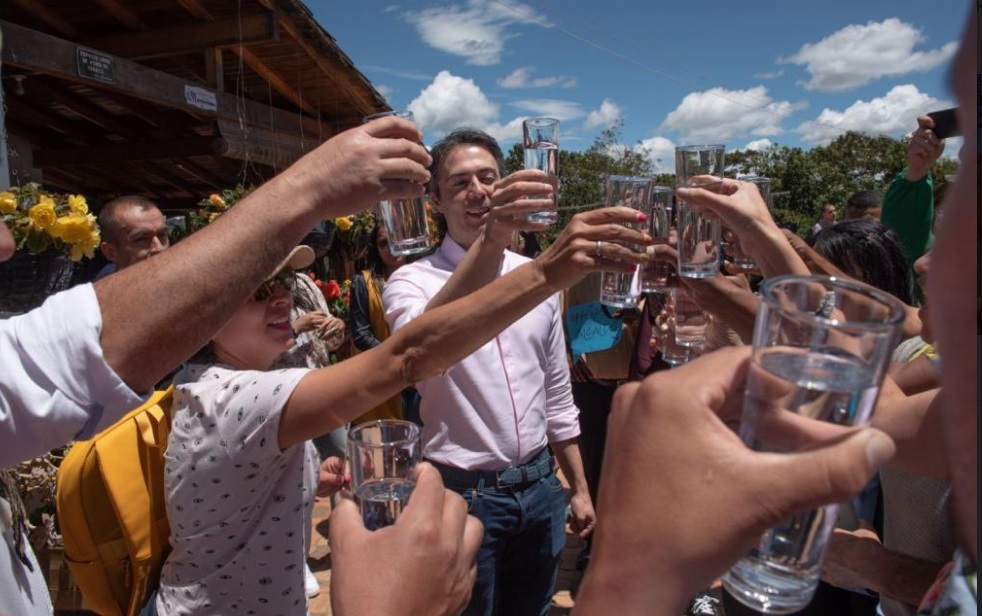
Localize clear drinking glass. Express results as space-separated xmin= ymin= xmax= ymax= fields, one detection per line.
xmin=364 ymin=110 xmax=432 ymax=256
xmin=675 ymin=145 xmax=724 ymax=279
xmin=599 ymin=175 xmax=649 ymax=308
xmin=722 ymin=275 xmax=904 ymax=614
xmin=671 ymin=285 xmax=709 ymax=348
xmin=724 ymin=176 xmax=772 ymax=272
xmin=348 ymin=419 xmax=422 ymax=531
xmin=641 ymin=186 xmax=673 ymax=292
xmin=660 ymin=318 xmax=692 ymax=367
xmin=522 ymin=117 xmax=560 ymax=224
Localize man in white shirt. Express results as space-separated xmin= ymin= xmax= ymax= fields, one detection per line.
xmin=385 ymin=129 xmax=596 ymax=616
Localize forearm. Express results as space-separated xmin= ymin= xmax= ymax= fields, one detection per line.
xmin=281 ymin=260 xmax=563 ymax=447
xmin=871 ymin=387 xmax=947 ymax=477
xmin=425 ymin=233 xmax=509 ymax=311
xmin=863 ymin=550 xmax=945 ymax=607
xmin=551 ymin=438 xmax=589 ymax=495
xmin=745 ymin=223 xmax=810 ymax=278
xmin=575 ymin=547 xmax=689 ymax=615
xmin=98 ymin=171 xmax=324 ymax=392
xmin=888 ymin=354 xmax=939 ymax=395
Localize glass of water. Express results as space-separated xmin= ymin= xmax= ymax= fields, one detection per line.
xmin=599 ymin=175 xmax=650 ymax=308
xmin=522 ymin=117 xmax=560 ymax=224
xmin=724 ymin=176 xmax=772 ymax=272
xmin=675 ymin=145 xmax=724 ymax=279
xmin=641 ymin=186 xmax=673 ymax=292
xmin=722 ymin=275 xmax=904 ymax=614
xmin=347 ymin=419 xmax=421 ymax=531
xmin=671 ymin=285 xmax=709 ymax=348
xmin=364 ymin=110 xmax=432 ymax=256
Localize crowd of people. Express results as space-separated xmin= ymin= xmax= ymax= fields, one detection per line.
xmin=0 ymin=5 xmax=975 ymax=616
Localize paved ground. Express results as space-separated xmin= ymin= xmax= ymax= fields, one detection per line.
xmin=306 ymin=496 xmax=586 ymax=616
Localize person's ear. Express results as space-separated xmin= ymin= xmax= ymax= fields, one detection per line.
xmin=101 ymin=241 xmax=117 ymax=263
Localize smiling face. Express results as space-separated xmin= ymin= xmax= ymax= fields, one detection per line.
xmin=211 ymin=278 xmax=296 ymax=371
xmin=430 ymin=144 xmax=501 ymax=250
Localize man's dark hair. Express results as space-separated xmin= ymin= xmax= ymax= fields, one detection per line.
xmin=813 ymin=219 xmax=914 ymax=305
xmin=98 ymin=195 xmax=161 ymax=244
xmin=845 ymin=190 xmax=883 ymax=214
xmin=427 ymin=129 xmax=505 ymax=198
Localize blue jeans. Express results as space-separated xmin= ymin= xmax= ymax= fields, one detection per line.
xmin=445 ymin=470 xmax=568 ymax=616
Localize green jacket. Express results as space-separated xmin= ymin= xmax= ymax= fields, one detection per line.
xmin=881 ymin=167 xmax=934 ymax=264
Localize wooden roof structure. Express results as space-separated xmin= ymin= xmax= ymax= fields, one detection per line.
xmin=1 ymin=0 xmax=390 ymax=211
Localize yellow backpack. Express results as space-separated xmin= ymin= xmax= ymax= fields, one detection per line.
xmin=56 ymin=387 xmax=174 ymax=616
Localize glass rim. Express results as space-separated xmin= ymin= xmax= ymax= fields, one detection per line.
xmin=604 ymin=174 xmax=651 ymax=183
xmin=759 ymin=274 xmax=907 ymax=331
xmin=740 ymin=175 xmax=772 ymax=183
xmin=348 ymin=419 xmax=421 ymax=447
xmin=675 ymin=144 xmax=725 ymax=152
xmin=364 ymin=109 xmax=413 ymax=123
xmin=650 ymin=185 xmax=674 ymax=193
xmin=523 ymin=116 xmax=560 ymax=127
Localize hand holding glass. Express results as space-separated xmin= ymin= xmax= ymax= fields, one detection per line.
xmin=364 ymin=110 xmax=432 ymax=256
xmin=675 ymin=145 xmax=724 ymax=279
xmin=724 ymin=176 xmax=772 ymax=271
xmin=641 ymin=186 xmax=674 ymax=292
xmin=722 ymin=276 xmax=904 ymax=614
xmin=348 ymin=419 xmax=422 ymax=531
xmin=599 ymin=175 xmax=649 ymax=308
xmin=522 ymin=117 xmax=560 ymax=224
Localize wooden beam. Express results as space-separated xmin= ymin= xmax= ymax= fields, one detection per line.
xmin=24 ymin=78 xmax=144 ymax=137
xmin=170 ymin=0 xmax=316 ymax=117
xmin=204 ymin=47 xmax=225 ymax=93
xmin=260 ymin=0 xmax=383 ymax=117
xmin=90 ymin=0 xmax=148 ymax=32
xmin=216 ymin=118 xmax=319 ymax=169
xmin=1 ymin=20 xmax=323 ymax=139
xmin=172 ymin=159 xmax=227 ymax=188
xmin=33 ymin=137 xmax=227 ymax=168
xmin=85 ymin=13 xmax=280 ymax=60
xmin=9 ymin=0 xmax=80 ymax=38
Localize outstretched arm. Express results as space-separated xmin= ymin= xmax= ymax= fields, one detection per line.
xmin=97 ymin=117 xmax=430 ymax=393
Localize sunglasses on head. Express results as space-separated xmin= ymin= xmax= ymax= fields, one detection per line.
xmin=252 ymin=269 xmax=297 ymax=302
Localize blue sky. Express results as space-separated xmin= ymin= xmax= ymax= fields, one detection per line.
xmin=311 ymin=0 xmax=965 ymax=173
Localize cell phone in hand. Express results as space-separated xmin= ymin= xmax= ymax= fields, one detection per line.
xmin=926 ymin=108 xmax=959 ymax=140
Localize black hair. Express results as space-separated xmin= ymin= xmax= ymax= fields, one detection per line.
xmin=365 ymin=221 xmax=387 ymax=276
xmin=427 ymin=129 xmax=505 ymax=199
xmin=813 ymin=219 xmax=914 ymax=305
xmin=98 ymin=195 xmax=161 ymax=244
xmin=845 ymin=190 xmax=883 ymax=214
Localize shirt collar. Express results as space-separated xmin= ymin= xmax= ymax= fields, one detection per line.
xmin=437 ymin=235 xmax=469 ymax=267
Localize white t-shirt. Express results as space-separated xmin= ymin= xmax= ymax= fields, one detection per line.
xmin=0 ymin=284 xmax=145 ymax=467
xmin=156 ymin=364 xmax=317 ymax=616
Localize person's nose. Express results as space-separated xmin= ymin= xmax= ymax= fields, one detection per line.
xmin=913 ymin=252 xmax=931 ymax=279
xmin=149 ymin=235 xmax=168 ymax=255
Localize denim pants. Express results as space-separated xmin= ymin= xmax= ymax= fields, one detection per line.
xmin=445 ymin=470 xmax=568 ymax=616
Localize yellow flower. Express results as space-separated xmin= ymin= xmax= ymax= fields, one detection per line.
xmin=68 ymin=194 xmax=88 ymax=215
xmin=28 ymin=198 xmax=57 ymax=231
xmin=50 ymin=214 xmax=97 ymax=245
xmin=69 ymin=230 xmax=101 ymax=262
xmin=0 ymin=191 xmax=16 ymax=214
xmin=335 ymin=216 xmax=353 ymax=232
xmin=209 ymin=194 xmax=227 ymax=209
xmin=208 ymin=212 xmax=221 ymax=223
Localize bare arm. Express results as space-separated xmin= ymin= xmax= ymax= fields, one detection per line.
xmin=425 ymin=170 xmax=554 ymax=311
xmin=97 ymin=117 xmax=431 ymax=393
xmin=871 ymin=387 xmax=947 ymax=478
xmin=279 ymin=207 xmax=649 ymax=449
xmin=823 ymin=528 xmax=943 ymax=607
xmin=552 ymin=438 xmax=596 ymax=539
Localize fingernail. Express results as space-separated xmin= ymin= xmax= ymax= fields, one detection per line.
xmin=677 ymin=187 xmax=692 ymax=197
xmin=637 ymin=212 xmax=648 ymax=223
xmin=640 ymin=253 xmax=650 ymax=262
xmin=865 ymin=433 xmax=894 ymax=469
xmin=643 ymin=232 xmax=653 ymax=244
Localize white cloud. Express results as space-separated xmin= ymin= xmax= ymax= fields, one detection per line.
xmin=744 ymin=138 xmax=774 ymax=151
xmin=661 ymin=86 xmax=800 ymax=142
xmin=363 ymin=65 xmax=432 ymax=81
xmin=754 ymin=70 xmax=784 ymax=80
xmin=796 ymin=84 xmax=952 ymax=143
xmin=498 ymin=67 xmax=577 ymax=89
xmin=402 ymin=0 xmax=546 ymax=66
xmin=635 ymin=136 xmax=676 ymax=174
xmin=408 ymin=71 xmax=500 ymax=138
xmin=484 ymin=117 xmax=528 ymax=144
xmin=583 ymin=99 xmax=622 ymax=130
xmin=941 ymin=136 xmax=964 ymax=160
xmin=375 ymin=84 xmax=394 ymax=100
xmin=781 ymin=18 xmax=957 ymax=91
xmin=510 ymin=99 xmax=586 ymax=122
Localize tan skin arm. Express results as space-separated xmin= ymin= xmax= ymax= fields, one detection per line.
xmin=278 ymin=207 xmax=648 ymax=450
xmin=96 ymin=117 xmax=431 ymax=394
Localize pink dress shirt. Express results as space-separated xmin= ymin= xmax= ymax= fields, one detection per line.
xmin=384 ymin=237 xmax=580 ymax=471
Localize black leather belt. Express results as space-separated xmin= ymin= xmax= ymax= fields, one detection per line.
xmin=429 ymin=447 xmax=553 ymax=490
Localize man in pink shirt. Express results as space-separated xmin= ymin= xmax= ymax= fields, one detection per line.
xmin=385 ymin=129 xmax=596 ymax=615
